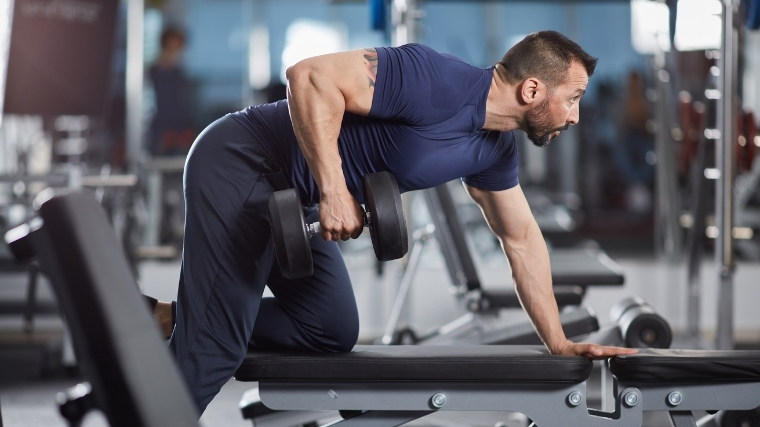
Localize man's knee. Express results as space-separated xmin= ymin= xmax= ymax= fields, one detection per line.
xmin=324 ymin=320 xmax=359 ymax=353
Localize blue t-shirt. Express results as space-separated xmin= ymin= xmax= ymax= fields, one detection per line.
xmin=230 ymin=43 xmax=518 ymax=205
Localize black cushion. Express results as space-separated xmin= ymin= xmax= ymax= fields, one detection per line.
xmin=611 ymin=349 xmax=760 ymax=382
xmin=482 ymin=286 xmax=584 ymax=309
xmin=550 ymin=249 xmax=625 ymax=286
xmin=33 ymin=192 xmax=200 ymax=426
xmin=236 ymin=345 xmax=592 ymax=383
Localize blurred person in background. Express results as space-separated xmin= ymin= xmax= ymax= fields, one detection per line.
xmin=148 ymin=26 xmax=196 ymax=156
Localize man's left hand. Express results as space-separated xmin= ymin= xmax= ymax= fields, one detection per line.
xmin=554 ymin=340 xmax=639 ymax=360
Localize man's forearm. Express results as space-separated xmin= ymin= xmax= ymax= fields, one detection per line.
xmin=504 ymin=222 xmax=568 ymax=353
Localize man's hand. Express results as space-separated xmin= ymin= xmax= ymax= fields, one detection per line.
xmin=319 ymin=189 xmax=365 ymax=241
xmin=554 ymin=339 xmax=639 ymax=360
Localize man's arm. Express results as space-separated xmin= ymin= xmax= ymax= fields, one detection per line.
xmin=285 ymin=48 xmax=379 ymax=241
xmin=465 ymin=183 xmax=637 ymax=358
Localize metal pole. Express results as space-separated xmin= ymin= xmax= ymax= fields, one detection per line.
xmin=715 ymin=0 xmax=737 ymax=350
xmin=380 ymin=229 xmax=431 ymax=345
xmin=125 ymin=0 xmax=144 ymax=172
xmin=392 ymin=0 xmax=419 ymax=46
xmin=686 ymin=108 xmax=709 ymax=345
xmin=653 ymin=63 xmax=682 ymax=261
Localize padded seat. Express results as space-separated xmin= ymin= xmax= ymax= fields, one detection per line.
xmin=611 ymin=349 xmax=760 ymax=382
xmin=482 ymin=286 xmax=585 ymax=309
xmin=236 ymin=345 xmax=592 ymax=383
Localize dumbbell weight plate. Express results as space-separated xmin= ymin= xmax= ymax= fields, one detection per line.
xmin=609 ymin=296 xmax=647 ymax=324
xmin=268 ymin=189 xmax=313 ymax=279
xmin=363 ymin=172 xmax=408 ymax=261
xmin=618 ymin=304 xmax=673 ymax=349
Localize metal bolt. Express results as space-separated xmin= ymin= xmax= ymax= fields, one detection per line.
xmin=667 ymin=391 xmax=682 ymax=406
xmin=431 ymin=393 xmax=447 ymax=408
xmin=567 ymin=391 xmax=583 ymax=407
xmin=328 ymin=390 xmax=338 ymax=399
xmin=624 ymin=392 xmax=639 ymax=407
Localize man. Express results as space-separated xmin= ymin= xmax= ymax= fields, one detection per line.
xmin=158 ymin=30 xmax=637 ymax=413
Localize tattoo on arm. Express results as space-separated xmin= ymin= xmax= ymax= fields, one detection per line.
xmin=363 ymin=48 xmax=378 ymax=89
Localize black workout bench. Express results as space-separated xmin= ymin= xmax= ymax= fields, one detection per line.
xmin=233 ymin=345 xmax=760 ymax=427
xmin=7 ymin=191 xmax=760 ymax=427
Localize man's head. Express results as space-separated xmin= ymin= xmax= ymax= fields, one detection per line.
xmin=496 ymin=31 xmax=597 ymax=147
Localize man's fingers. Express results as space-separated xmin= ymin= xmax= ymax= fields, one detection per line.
xmin=581 ymin=344 xmax=639 ymax=359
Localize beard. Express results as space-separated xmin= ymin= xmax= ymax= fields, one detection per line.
xmin=524 ymin=98 xmax=569 ymax=147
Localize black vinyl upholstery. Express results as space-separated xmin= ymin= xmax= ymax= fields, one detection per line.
xmin=236 ymin=345 xmax=593 ymax=383
xmin=10 ymin=192 xmax=200 ymax=427
xmin=611 ymin=349 xmax=760 ymax=382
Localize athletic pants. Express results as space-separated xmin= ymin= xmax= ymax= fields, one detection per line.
xmin=168 ymin=115 xmax=359 ymax=413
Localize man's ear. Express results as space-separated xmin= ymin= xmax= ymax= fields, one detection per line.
xmin=519 ymin=78 xmax=542 ymax=105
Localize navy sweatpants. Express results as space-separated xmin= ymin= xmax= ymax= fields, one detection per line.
xmin=168 ymin=115 xmax=359 ymax=413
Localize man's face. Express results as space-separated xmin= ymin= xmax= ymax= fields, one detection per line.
xmin=524 ymin=61 xmax=588 ymax=147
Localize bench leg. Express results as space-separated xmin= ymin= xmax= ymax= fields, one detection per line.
xmin=23 ymin=265 xmax=40 ymax=333
xmin=669 ymin=411 xmax=697 ymax=427
xmin=324 ymin=411 xmax=432 ymax=427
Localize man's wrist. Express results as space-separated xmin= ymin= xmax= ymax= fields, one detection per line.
xmin=318 ymin=183 xmax=350 ymax=199
xmin=547 ymin=338 xmax=572 ymax=355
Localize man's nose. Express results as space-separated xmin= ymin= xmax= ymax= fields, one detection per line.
xmin=567 ymin=104 xmax=580 ymax=125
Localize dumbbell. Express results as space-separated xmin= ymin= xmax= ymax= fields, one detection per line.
xmin=609 ymin=296 xmax=672 ymax=348
xmin=268 ymin=171 xmax=408 ymax=279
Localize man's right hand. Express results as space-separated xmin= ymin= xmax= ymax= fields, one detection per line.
xmin=318 ymin=189 xmax=365 ymax=241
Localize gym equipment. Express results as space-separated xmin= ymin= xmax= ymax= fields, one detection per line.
xmin=380 ymin=182 xmax=634 ymax=346
xmin=5 ymin=191 xmax=199 ymax=427
xmin=716 ymin=0 xmax=739 ymax=350
xmin=242 ymin=182 xmax=671 ymax=425
xmin=596 ymin=297 xmax=672 ymax=349
xmin=719 ymin=407 xmax=760 ymax=427
xmin=268 ymin=171 xmax=407 ymax=279
xmin=745 ymin=0 xmax=760 ymax=30
xmin=233 ymin=345 xmax=760 ymax=427
xmin=11 ymin=191 xmax=755 ymax=427
xmin=369 ymin=0 xmax=386 ymax=30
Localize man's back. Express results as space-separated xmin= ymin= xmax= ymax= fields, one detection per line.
xmin=231 ymin=43 xmax=519 ymax=204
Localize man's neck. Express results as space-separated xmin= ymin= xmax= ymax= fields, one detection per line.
xmin=483 ymin=68 xmax=523 ymax=132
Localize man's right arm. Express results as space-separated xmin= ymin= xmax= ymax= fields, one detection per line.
xmin=285 ymin=48 xmax=378 ymax=241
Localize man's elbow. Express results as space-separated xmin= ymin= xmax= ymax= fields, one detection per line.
xmin=285 ymin=61 xmax=313 ymax=89
xmin=502 ymin=221 xmax=539 ymax=250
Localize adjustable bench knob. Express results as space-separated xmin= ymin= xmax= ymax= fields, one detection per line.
xmin=567 ymin=391 xmax=583 ymax=407
xmin=431 ymin=393 xmax=447 ymax=408
xmin=667 ymin=391 xmax=683 ymax=406
xmin=624 ymin=392 xmax=639 ymax=407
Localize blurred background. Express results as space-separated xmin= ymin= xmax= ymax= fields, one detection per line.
xmin=0 ymin=0 xmax=759 ymax=425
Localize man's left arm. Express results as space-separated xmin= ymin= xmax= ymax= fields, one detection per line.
xmin=465 ymin=183 xmax=637 ymax=358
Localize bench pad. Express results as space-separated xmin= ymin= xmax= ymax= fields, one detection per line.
xmin=611 ymin=349 xmax=760 ymax=382
xmin=236 ymin=345 xmax=592 ymax=383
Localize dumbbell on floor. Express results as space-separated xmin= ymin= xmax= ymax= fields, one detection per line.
xmin=609 ymin=296 xmax=672 ymax=348
xmin=268 ymin=171 xmax=408 ymax=279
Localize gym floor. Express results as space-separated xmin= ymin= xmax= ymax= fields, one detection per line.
xmin=0 ymin=235 xmax=757 ymax=426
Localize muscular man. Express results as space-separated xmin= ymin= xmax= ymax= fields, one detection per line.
xmin=161 ymin=30 xmax=636 ymax=413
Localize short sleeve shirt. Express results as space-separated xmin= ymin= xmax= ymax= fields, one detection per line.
xmin=230 ymin=43 xmax=519 ymax=205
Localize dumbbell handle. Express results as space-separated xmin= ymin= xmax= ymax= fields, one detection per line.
xmin=305 ymin=211 xmax=372 ymax=238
